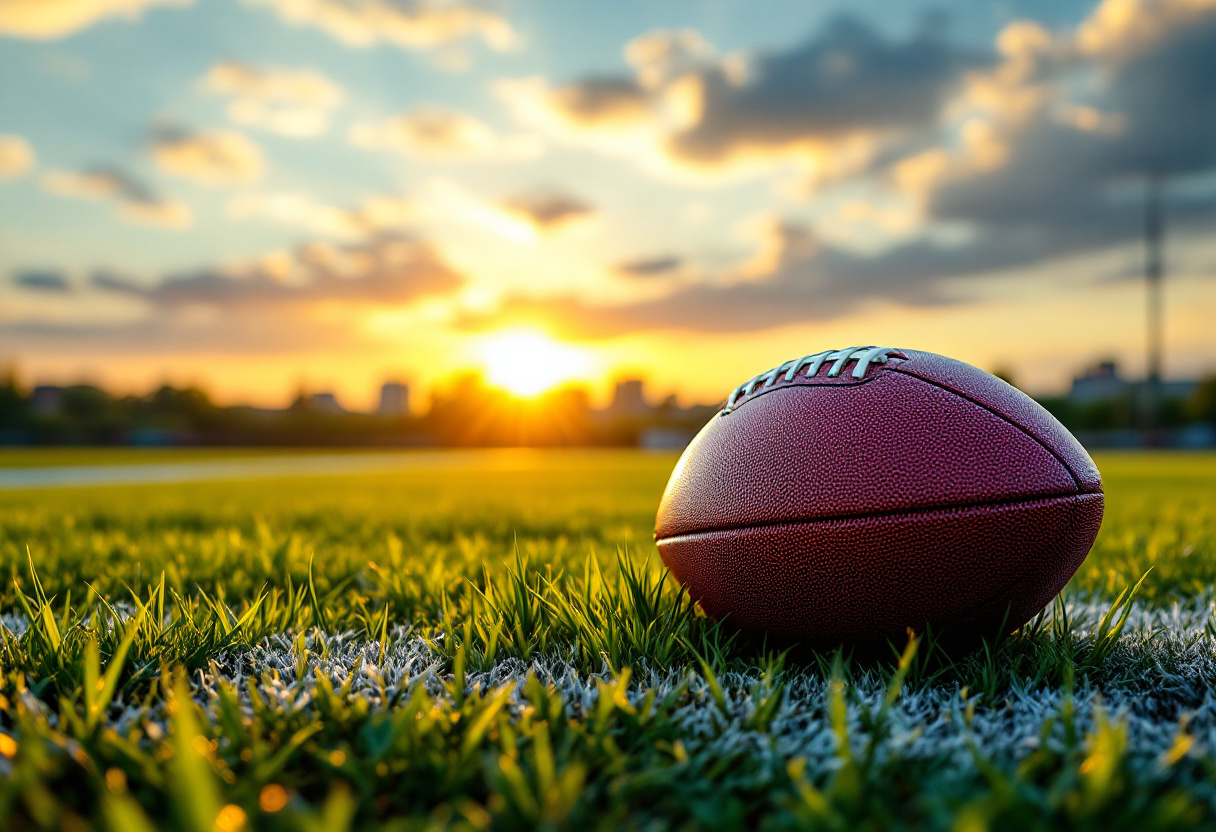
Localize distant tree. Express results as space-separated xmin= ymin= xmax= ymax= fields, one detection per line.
xmin=1078 ymin=399 xmax=1125 ymax=431
xmin=0 ymin=369 xmax=27 ymax=430
xmin=1190 ymin=376 xmax=1216 ymax=425
xmin=1158 ymin=396 xmax=1188 ymax=429
xmin=61 ymin=385 xmax=112 ymax=420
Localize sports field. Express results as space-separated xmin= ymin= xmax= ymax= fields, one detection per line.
xmin=2 ymin=449 xmax=1215 ymax=830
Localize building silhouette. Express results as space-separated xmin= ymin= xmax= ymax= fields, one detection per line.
xmin=378 ymin=382 xmax=410 ymax=416
xmin=1070 ymin=360 xmax=1197 ymax=406
xmin=609 ymin=379 xmax=649 ymax=416
xmin=31 ymin=385 xmax=62 ymax=415
xmin=310 ymin=392 xmax=344 ymax=414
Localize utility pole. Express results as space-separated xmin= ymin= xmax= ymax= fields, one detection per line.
xmin=1143 ymin=175 xmax=1164 ymax=441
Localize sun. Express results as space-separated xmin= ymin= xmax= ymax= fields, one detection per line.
xmin=475 ymin=330 xmax=591 ymax=397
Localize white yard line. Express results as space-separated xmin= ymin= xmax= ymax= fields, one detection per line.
xmin=197 ymin=606 xmax=1216 ymax=774
xmin=0 ymin=449 xmax=543 ymax=490
xmin=8 ymin=598 xmax=1205 ymax=773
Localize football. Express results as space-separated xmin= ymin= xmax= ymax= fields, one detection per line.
xmin=655 ymin=346 xmax=1104 ymax=646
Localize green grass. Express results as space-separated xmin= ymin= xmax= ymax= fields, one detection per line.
xmin=1 ymin=450 xmax=1215 ymax=831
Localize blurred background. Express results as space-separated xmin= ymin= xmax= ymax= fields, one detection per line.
xmin=0 ymin=0 xmax=1214 ymax=448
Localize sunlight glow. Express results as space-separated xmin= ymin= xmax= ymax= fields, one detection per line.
xmin=476 ymin=330 xmax=591 ymax=396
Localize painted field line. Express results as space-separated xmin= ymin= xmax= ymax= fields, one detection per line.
xmin=0 ymin=450 xmax=536 ymax=490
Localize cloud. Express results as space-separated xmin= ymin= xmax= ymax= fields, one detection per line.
xmin=806 ymin=0 xmax=1216 ymax=296
xmin=615 ymin=255 xmax=683 ymax=279
xmin=0 ymin=134 xmax=34 ymax=181
xmin=473 ymin=0 xmax=1216 ymax=338
xmin=93 ymin=233 xmax=462 ymax=311
xmin=498 ymin=76 xmax=651 ymax=133
xmin=499 ymin=18 xmax=985 ymax=184
xmin=410 ymin=179 xmax=593 ymax=243
xmin=0 ymin=0 xmax=187 ymax=39
xmin=227 ymin=192 xmax=414 ymax=238
xmin=498 ymin=188 xmax=593 ymax=232
xmin=349 ymin=106 xmax=498 ymax=159
xmin=495 ymin=76 xmax=654 ymax=158
xmin=151 ymin=126 xmax=265 ymax=186
xmin=201 ymin=62 xmax=343 ymax=138
xmin=464 ymin=179 xmax=1213 ymax=339
xmin=886 ymin=0 xmax=1216 ymax=272
xmin=42 ymin=167 xmax=192 ymax=228
xmin=13 ymin=270 xmax=69 ymax=292
xmin=458 ymin=220 xmax=854 ymax=336
xmin=5 ymin=233 xmax=469 ymax=354
xmin=247 ymin=0 xmax=514 ymax=52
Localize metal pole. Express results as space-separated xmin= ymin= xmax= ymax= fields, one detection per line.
xmin=1144 ymin=175 xmax=1164 ymax=439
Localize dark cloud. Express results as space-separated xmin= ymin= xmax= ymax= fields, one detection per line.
xmin=927 ymin=11 xmax=1216 ymax=233
xmin=459 ymin=221 xmax=932 ymax=336
xmin=94 ymin=234 xmax=462 ymax=310
xmin=13 ymin=270 xmax=70 ymax=292
xmin=666 ymin=16 xmax=986 ymax=167
xmin=41 ymin=167 xmax=192 ymax=228
xmin=481 ymin=3 xmax=1216 ymax=337
xmin=467 ymin=178 xmax=1216 ymax=338
xmin=500 ymin=189 xmax=594 ymax=230
xmin=151 ymin=124 xmax=264 ymax=186
xmin=615 ymin=256 xmax=682 ymax=278
xmin=548 ymin=77 xmax=651 ymax=125
xmin=0 ymin=316 xmax=336 ymax=355
xmin=1 ymin=235 xmax=466 ymax=355
xmin=503 ymin=16 xmax=986 ymax=178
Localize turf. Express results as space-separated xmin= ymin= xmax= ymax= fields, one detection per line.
xmin=1 ymin=449 xmax=1215 ymax=831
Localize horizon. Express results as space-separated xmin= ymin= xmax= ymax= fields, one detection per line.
xmin=2 ymin=0 xmax=1215 ymax=409
xmin=8 ymin=349 xmax=1202 ymax=416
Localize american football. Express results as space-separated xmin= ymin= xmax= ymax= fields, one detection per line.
xmin=656 ymin=346 xmax=1105 ymax=645
xmin=9 ymin=0 xmax=1216 ymax=825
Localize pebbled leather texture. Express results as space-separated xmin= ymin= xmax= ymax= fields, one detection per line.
xmin=654 ymin=348 xmax=1105 ymax=643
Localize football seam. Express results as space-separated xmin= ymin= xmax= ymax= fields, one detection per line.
xmin=655 ymin=491 xmax=1098 ymax=542
xmin=886 ymin=366 xmax=1089 ymax=493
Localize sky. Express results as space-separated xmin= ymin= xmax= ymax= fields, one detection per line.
xmin=1 ymin=0 xmax=1214 ymax=410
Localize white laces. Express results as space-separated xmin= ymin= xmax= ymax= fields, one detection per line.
xmin=722 ymin=346 xmax=898 ymax=413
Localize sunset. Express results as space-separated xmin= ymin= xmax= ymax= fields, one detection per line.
xmin=2 ymin=0 xmax=1214 ymax=409
xmin=3 ymin=1 xmax=1216 ymax=829
xmin=476 ymin=329 xmax=593 ymax=396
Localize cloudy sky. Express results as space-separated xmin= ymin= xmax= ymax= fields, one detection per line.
xmin=1 ymin=0 xmax=1214 ymax=409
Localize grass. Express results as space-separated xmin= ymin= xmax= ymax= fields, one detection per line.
xmin=1 ymin=449 xmax=1215 ymax=830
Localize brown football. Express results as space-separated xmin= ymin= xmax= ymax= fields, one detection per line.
xmin=654 ymin=346 xmax=1104 ymax=646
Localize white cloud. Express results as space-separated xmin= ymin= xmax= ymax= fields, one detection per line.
xmin=0 ymin=134 xmax=34 ymax=181
xmin=350 ymin=106 xmax=504 ymax=159
xmin=0 ymin=0 xmax=188 ymax=39
xmin=201 ymin=62 xmax=344 ymax=139
xmin=227 ymin=192 xmax=414 ymax=238
xmin=246 ymin=0 xmax=514 ymax=52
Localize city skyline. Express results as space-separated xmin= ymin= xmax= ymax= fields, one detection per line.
xmin=2 ymin=0 xmax=1215 ymax=410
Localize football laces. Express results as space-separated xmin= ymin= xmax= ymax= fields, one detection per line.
xmin=722 ymin=346 xmax=899 ymax=414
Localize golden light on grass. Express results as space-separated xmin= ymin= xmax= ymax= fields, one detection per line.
xmin=259 ymin=784 xmax=289 ymax=813
xmin=475 ymin=330 xmax=592 ymax=397
xmin=214 ymin=804 xmax=247 ymax=832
